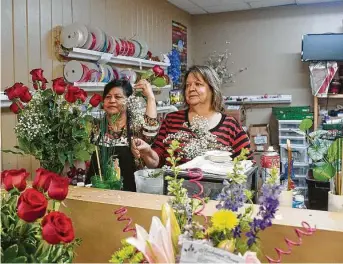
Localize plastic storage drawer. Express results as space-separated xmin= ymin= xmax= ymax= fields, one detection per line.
xmin=279 ymin=136 xmax=307 ymax=146
xmin=278 ymin=120 xmax=302 ymax=130
xmin=281 ymin=163 xmax=309 ymax=178
xmin=279 ymin=128 xmax=305 ymax=138
xmin=280 ymin=145 xmax=308 ymax=164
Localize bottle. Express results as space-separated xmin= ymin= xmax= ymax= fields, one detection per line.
xmin=293 ymin=194 xmax=306 ymax=209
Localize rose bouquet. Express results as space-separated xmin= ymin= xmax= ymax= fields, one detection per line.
xmin=3 ymin=68 xmax=102 ymax=173
xmin=110 ymin=140 xmax=283 ymax=263
xmin=1 ymin=168 xmax=80 ymax=263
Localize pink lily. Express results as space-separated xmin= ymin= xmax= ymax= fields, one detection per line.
xmin=126 ymin=216 xmax=175 ymax=263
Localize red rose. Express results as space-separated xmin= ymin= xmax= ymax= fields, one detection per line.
xmin=5 ymin=83 xmax=28 ymax=100
xmin=152 ymin=65 xmax=164 ymax=77
xmin=9 ymin=102 xmax=24 ymax=114
xmin=30 ymin=68 xmax=45 ymax=82
xmin=48 ymin=175 xmax=70 ymax=201
xmin=42 ymin=211 xmax=75 ymax=244
xmin=20 ymin=90 xmax=32 ymax=103
xmin=17 ymin=188 xmax=48 ymax=222
xmin=1 ymin=168 xmax=29 ymax=191
xmin=4 ymin=86 xmax=17 ymax=100
xmin=89 ymin=93 xmax=102 ymax=107
xmin=52 ymin=77 xmax=67 ymax=95
xmin=75 ymin=89 xmax=87 ymax=103
xmin=64 ymin=86 xmax=80 ymax=103
xmin=33 ymin=168 xmax=55 ymax=192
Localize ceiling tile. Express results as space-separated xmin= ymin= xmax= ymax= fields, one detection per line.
xmin=296 ymin=0 xmax=342 ymax=4
xmin=248 ymin=0 xmax=296 ymax=8
xmin=189 ymin=0 xmax=243 ymax=7
xmin=203 ymin=2 xmax=251 ymax=13
xmin=168 ymin=0 xmax=208 ymax=14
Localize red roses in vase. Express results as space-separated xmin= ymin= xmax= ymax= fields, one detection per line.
xmin=1 ymin=168 xmax=80 ymax=263
xmin=3 ymin=68 xmax=102 ymax=174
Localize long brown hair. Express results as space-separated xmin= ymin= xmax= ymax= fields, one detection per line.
xmin=181 ymin=65 xmax=225 ymax=113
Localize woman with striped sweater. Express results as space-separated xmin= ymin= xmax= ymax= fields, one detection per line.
xmin=132 ymin=65 xmax=252 ymax=168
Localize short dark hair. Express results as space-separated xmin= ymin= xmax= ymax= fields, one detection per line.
xmin=103 ymin=79 xmax=133 ymax=98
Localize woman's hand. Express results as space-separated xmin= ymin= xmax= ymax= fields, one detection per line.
xmin=134 ymin=79 xmax=155 ymax=100
xmin=131 ymin=138 xmax=151 ymax=159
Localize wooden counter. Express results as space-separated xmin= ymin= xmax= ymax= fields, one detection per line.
xmin=62 ymin=186 xmax=343 ymax=263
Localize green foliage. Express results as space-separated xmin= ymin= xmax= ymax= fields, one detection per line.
xmin=4 ymin=89 xmax=96 ymax=173
xmin=227 ymin=148 xmax=249 ymax=184
xmin=109 ymin=240 xmax=144 ymax=263
xmin=1 ymin=190 xmax=81 ymax=263
xmin=299 ymin=118 xmax=313 ymax=132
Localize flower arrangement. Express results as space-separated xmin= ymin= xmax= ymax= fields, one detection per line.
xmin=110 ymin=140 xmax=284 ymax=263
xmin=167 ymin=49 xmax=182 ymax=86
xmin=1 ymin=168 xmax=80 ymax=263
xmin=138 ymin=65 xmax=170 ymax=89
xmin=204 ymin=42 xmax=247 ymax=84
xmin=3 ymin=68 xmax=101 ymax=174
xmin=164 ymin=115 xmax=230 ymax=159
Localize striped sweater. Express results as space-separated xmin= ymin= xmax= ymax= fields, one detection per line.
xmin=152 ymin=110 xmax=253 ymax=168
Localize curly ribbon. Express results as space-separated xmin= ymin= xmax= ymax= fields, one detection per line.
xmin=114 ymin=207 xmax=136 ymax=237
xmin=80 ymin=63 xmax=99 ymax=82
xmin=265 ymin=221 xmax=316 ymax=263
xmin=187 ymin=168 xmax=207 ymax=224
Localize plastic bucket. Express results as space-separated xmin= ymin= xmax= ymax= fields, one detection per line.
xmin=134 ymin=169 xmax=164 ymax=195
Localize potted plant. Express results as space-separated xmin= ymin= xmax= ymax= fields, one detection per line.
xmin=299 ymin=119 xmax=335 ymax=181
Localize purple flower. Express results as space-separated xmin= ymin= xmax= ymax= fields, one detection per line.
xmin=216 ymin=182 xmax=245 ymax=212
xmin=233 ymin=225 xmax=242 ymax=238
xmin=245 ymin=183 xmax=281 ymax=248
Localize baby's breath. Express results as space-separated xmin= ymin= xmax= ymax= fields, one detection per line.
xmin=164 ymin=115 xmax=230 ymax=159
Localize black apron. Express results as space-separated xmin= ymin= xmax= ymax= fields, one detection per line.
xmin=86 ymin=145 xmax=136 ymax=192
xmin=85 ymin=118 xmax=137 ymax=192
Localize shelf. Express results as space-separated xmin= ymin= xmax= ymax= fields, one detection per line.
xmin=157 ymin=105 xmax=178 ymax=113
xmin=74 ymin=82 xmax=172 ymax=92
xmin=316 ymin=94 xmax=343 ymax=99
xmin=1 ymin=92 xmax=11 ymax=108
xmin=224 ymin=94 xmax=292 ymax=105
xmin=63 ymin=48 xmax=170 ymax=69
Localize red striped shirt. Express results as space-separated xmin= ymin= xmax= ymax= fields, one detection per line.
xmin=152 ymin=110 xmax=253 ymax=167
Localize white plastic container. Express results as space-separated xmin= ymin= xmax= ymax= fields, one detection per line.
xmin=279 ymin=190 xmax=293 ymax=207
xmin=328 ymin=191 xmax=343 ymax=213
xmin=280 ymin=144 xmax=309 ymax=164
xmin=134 ymin=169 xmax=164 ymax=195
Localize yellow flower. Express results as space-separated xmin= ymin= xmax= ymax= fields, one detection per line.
xmin=211 ymin=210 xmax=238 ymax=231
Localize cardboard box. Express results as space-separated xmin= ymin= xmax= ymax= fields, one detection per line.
xmin=225 ymin=105 xmax=245 ymax=126
xmin=248 ymin=124 xmax=270 ymax=152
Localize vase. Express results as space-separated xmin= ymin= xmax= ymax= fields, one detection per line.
xmin=328 ymin=191 xmax=343 ymax=212
xmin=279 ymin=190 xmax=293 ymax=208
xmin=134 ymin=169 xmax=164 ymax=195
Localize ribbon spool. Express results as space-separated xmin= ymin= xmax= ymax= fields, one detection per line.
xmin=112 ymin=66 xmax=120 ymax=79
xmin=131 ymin=39 xmax=142 ymax=58
xmin=120 ymin=69 xmax=137 ymax=84
xmin=107 ymin=36 xmax=116 ymax=54
xmin=138 ymin=39 xmax=148 ymax=59
xmin=113 ymin=36 xmax=121 ymax=56
xmin=99 ymin=64 xmax=115 ymax=83
xmin=64 ymin=60 xmax=100 ymax=83
xmin=119 ymin=39 xmax=129 ymax=56
xmin=61 ymin=22 xmax=89 ymax=49
xmin=126 ymin=41 xmax=135 ymax=57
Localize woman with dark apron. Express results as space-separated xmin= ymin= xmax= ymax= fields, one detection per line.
xmin=86 ymin=79 xmax=159 ymax=192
